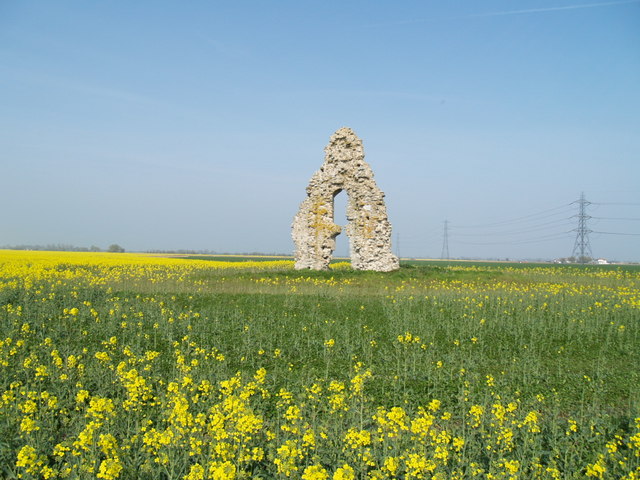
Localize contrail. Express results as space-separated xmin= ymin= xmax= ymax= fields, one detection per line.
xmin=468 ymin=0 xmax=640 ymax=18
xmin=364 ymin=0 xmax=639 ymax=27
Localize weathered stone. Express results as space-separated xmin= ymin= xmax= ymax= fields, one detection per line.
xmin=292 ymin=127 xmax=399 ymax=271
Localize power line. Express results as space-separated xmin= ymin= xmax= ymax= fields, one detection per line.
xmin=398 ymin=194 xmax=636 ymax=259
xmin=452 ymin=203 xmax=573 ymax=229
xmin=593 ymin=231 xmax=640 ymax=236
xmin=455 ymin=232 xmax=573 ymax=246
xmin=451 ymin=218 xmax=574 ymax=237
xmin=591 ymin=216 xmax=640 ymax=221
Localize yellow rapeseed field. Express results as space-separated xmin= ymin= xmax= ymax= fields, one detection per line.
xmin=1 ymin=250 xmax=639 ymax=479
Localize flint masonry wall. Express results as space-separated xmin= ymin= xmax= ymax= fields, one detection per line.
xmin=292 ymin=127 xmax=399 ymax=272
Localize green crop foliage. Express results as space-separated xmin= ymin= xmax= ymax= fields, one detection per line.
xmin=1 ymin=250 xmax=639 ymax=479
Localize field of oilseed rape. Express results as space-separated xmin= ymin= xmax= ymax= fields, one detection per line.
xmin=1 ymin=250 xmax=639 ymax=479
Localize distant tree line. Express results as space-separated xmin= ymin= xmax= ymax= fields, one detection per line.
xmin=145 ymin=249 xmax=218 ymax=255
xmin=144 ymin=250 xmax=292 ymax=256
xmin=2 ymin=245 xmax=294 ymax=256
xmin=2 ymin=244 xmax=125 ymax=253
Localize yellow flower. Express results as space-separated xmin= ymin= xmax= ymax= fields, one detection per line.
xmin=502 ymin=459 xmax=520 ymax=475
xmin=284 ymin=405 xmax=302 ymax=421
xmin=40 ymin=466 xmax=56 ymax=479
xmin=251 ymin=447 xmax=264 ymax=461
xmin=585 ymin=455 xmax=607 ymax=478
xmin=333 ymin=464 xmax=355 ymax=480
xmin=344 ymin=428 xmax=371 ymax=449
xmin=303 ymin=429 xmax=316 ymax=448
xmin=492 ymin=403 xmax=507 ymax=422
xmin=486 ymin=375 xmax=495 ymax=387
xmin=302 ymin=464 xmax=329 ymax=480
xmin=411 ymin=408 xmax=435 ymax=438
xmin=98 ymin=433 xmax=119 ymax=456
xmin=20 ymin=416 xmax=39 ymax=433
xmin=383 ymin=456 xmax=399 ymax=475
xmin=350 ymin=368 xmax=372 ymax=395
xmin=254 ymin=367 xmax=267 ymax=383
xmin=75 ymin=390 xmax=90 ymax=404
xmin=328 ymin=381 xmax=345 ymax=393
xmin=209 ymin=461 xmax=236 ymax=480
xmin=523 ymin=410 xmax=541 ymax=433
xmin=15 ymin=444 xmax=37 ymax=467
xmin=467 ymin=405 xmax=484 ymax=428
xmin=97 ymin=458 xmax=123 ymax=480
xmin=374 ymin=406 xmax=408 ymax=438
xmin=53 ymin=443 xmax=70 ymax=458
xmin=405 ymin=453 xmax=436 ymax=477
xmin=19 ymin=399 xmax=37 ymax=415
xmin=183 ymin=463 xmax=205 ymax=480
xmin=15 ymin=445 xmax=42 ymax=475
xmin=95 ymin=351 xmax=111 ymax=362
xmin=274 ymin=440 xmax=303 ymax=476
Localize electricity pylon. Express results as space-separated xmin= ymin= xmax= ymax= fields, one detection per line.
xmin=571 ymin=192 xmax=592 ymax=263
xmin=441 ymin=220 xmax=450 ymax=259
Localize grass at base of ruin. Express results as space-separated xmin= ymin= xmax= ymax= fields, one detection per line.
xmin=1 ymin=250 xmax=639 ymax=479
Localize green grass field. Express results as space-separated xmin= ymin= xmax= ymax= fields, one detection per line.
xmin=1 ymin=251 xmax=638 ymax=479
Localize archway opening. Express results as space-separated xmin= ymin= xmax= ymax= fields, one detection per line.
xmin=333 ymin=190 xmax=349 ymax=259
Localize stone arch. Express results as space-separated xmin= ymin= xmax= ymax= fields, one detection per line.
xmin=292 ymin=127 xmax=399 ymax=271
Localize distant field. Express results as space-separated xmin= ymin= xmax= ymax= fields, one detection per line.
xmin=176 ymin=254 xmax=295 ymax=263
xmin=1 ymin=250 xmax=638 ymax=479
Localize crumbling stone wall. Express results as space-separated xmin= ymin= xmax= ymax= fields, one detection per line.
xmin=292 ymin=127 xmax=399 ymax=271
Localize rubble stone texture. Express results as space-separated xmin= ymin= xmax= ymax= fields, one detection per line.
xmin=292 ymin=127 xmax=400 ymax=271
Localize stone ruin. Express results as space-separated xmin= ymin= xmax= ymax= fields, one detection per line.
xmin=292 ymin=127 xmax=400 ymax=272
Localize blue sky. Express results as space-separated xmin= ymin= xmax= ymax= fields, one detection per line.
xmin=1 ymin=1 xmax=639 ymax=261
